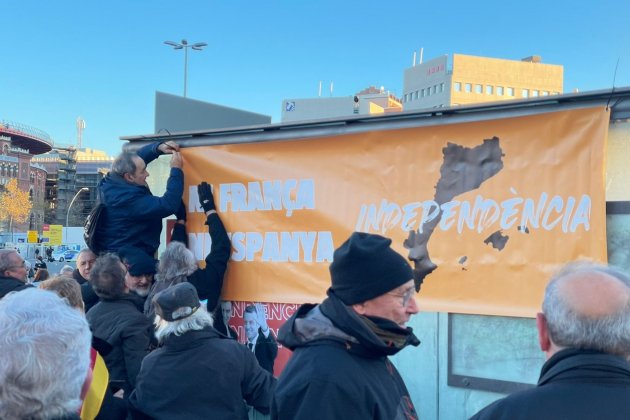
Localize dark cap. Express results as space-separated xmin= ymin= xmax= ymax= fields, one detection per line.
xmin=328 ymin=232 xmax=413 ymax=305
xmin=118 ymin=246 xmax=157 ymax=276
xmin=153 ymin=282 xmax=201 ymax=321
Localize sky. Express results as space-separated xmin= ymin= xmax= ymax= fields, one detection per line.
xmin=1 ymin=0 xmax=629 ymax=157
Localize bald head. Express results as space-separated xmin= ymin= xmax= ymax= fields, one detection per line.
xmin=542 ymin=262 xmax=630 ymax=357
xmin=558 ymin=270 xmax=629 ymax=318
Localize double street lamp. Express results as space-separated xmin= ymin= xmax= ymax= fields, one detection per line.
xmin=66 ymin=187 xmax=89 ymax=227
xmin=164 ymin=39 xmax=207 ymax=97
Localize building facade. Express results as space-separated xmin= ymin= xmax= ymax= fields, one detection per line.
xmin=402 ymin=53 xmax=563 ymax=111
xmin=281 ymin=86 xmax=402 ymax=123
xmin=33 ymin=147 xmax=113 ymax=227
xmin=0 ymin=120 xmax=52 ymax=234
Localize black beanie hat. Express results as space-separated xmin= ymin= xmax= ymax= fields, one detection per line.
xmin=328 ymin=232 xmax=413 ymax=305
xmin=118 ymin=246 xmax=157 ymax=276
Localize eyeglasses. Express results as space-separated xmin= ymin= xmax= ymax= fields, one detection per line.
xmin=388 ymin=287 xmax=415 ymax=307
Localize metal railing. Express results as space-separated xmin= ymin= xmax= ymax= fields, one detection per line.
xmin=0 ymin=119 xmax=53 ymax=145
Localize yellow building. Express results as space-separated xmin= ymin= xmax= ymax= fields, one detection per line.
xmin=403 ymin=53 xmax=563 ymax=110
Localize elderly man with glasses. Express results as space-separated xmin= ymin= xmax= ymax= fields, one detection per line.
xmin=272 ymin=232 xmax=421 ymax=420
xmin=0 ymin=249 xmax=32 ymax=299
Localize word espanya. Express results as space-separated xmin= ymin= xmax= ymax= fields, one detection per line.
xmin=188 ymin=179 xmax=315 ymax=217
xmin=187 ymin=180 xmax=332 ymax=262
xmin=188 ymin=231 xmax=334 ymax=263
xmin=355 ymin=191 xmax=592 ymax=234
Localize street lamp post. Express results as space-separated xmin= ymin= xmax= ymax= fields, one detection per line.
xmin=164 ymin=39 xmax=207 ymax=97
xmin=66 ymin=188 xmax=89 ymax=227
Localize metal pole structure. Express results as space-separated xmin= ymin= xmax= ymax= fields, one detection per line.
xmin=183 ymin=41 xmax=188 ymax=97
xmin=164 ymin=39 xmax=207 ymax=98
xmin=66 ymin=188 xmax=89 ymax=227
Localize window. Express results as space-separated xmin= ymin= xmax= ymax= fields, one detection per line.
xmin=454 ymin=82 xmax=462 ymax=92
xmin=486 ymin=85 xmax=493 ymax=94
xmin=415 ymin=91 xmax=419 ymax=100
xmin=542 ymin=91 xmax=549 ymax=96
xmin=404 ymin=93 xmax=408 ymax=102
xmin=433 ymin=85 xmax=437 ymax=94
xmin=522 ymin=89 xmax=529 ymax=98
xmin=532 ymin=90 xmax=539 ymax=97
xmin=465 ymin=83 xmax=472 ymax=93
xmin=475 ymin=84 xmax=482 ymax=94
xmin=497 ymin=86 xmax=504 ymax=96
xmin=507 ymin=87 xmax=514 ymax=96
xmin=440 ymin=83 xmax=445 ymax=92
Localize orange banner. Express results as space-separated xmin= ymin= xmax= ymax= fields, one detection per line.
xmin=181 ymin=107 xmax=609 ymax=317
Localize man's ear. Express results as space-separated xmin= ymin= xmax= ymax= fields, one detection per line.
xmin=123 ymin=173 xmax=134 ymax=183
xmin=352 ymin=302 xmax=367 ymax=315
xmin=536 ymin=312 xmax=551 ymax=352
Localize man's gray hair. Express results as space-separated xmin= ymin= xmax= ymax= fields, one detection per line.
xmin=77 ymin=248 xmax=96 ymax=260
xmin=59 ymin=265 xmax=75 ymax=276
xmin=543 ymin=261 xmax=630 ymax=357
xmin=90 ymin=253 xmax=126 ymax=299
xmin=0 ymin=288 xmax=91 ymax=420
xmin=144 ymin=242 xmax=198 ymax=319
xmin=0 ymin=249 xmax=18 ymax=273
xmin=111 ymin=151 xmax=138 ymax=177
xmin=154 ymin=305 xmax=214 ymax=344
xmin=156 ymin=241 xmax=197 ymax=284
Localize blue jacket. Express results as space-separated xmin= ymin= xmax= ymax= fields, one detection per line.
xmin=94 ymin=143 xmax=183 ymax=256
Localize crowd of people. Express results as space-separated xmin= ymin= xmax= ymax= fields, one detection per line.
xmin=1 ymin=140 xmax=629 ymax=419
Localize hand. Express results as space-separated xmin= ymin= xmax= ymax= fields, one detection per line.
xmin=254 ymin=303 xmax=269 ymax=332
xmin=158 ymin=141 xmax=180 ymax=154
xmin=197 ymin=182 xmax=216 ymax=212
xmin=175 ymin=200 xmax=186 ymax=221
xmin=170 ymin=151 xmax=183 ymax=169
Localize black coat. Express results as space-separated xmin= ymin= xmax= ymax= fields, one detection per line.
xmin=469 ymin=348 xmax=630 ymax=420
xmin=271 ymin=291 xmax=420 ymax=420
xmin=248 ymin=328 xmax=278 ymax=374
xmin=86 ymin=295 xmax=153 ymax=394
xmin=0 ymin=275 xmax=32 ymax=299
xmin=128 ymin=326 xmax=275 ymax=420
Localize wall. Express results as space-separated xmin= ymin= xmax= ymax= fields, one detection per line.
xmin=154 ymin=91 xmax=271 ymax=134
xmin=281 ymin=97 xmax=355 ymax=122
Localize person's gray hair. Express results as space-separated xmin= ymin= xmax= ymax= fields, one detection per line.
xmin=111 ymin=151 xmax=138 ymax=177
xmin=154 ymin=305 xmax=214 ymax=344
xmin=156 ymin=241 xmax=197 ymax=284
xmin=0 ymin=249 xmax=19 ymax=273
xmin=77 ymin=248 xmax=96 ymax=260
xmin=144 ymin=242 xmax=198 ymax=319
xmin=59 ymin=265 xmax=75 ymax=276
xmin=90 ymin=253 xmax=126 ymax=299
xmin=0 ymin=288 xmax=91 ymax=420
xmin=543 ymin=261 xmax=630 ymax=357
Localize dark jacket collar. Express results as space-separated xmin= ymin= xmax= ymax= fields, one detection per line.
xmin=539 ymin=348 xmax=630 ymax=386
xmin=279 ymin=290 xmax=419 ymax=358
xmin=161 ymin=326 xmax=222 ymax=350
